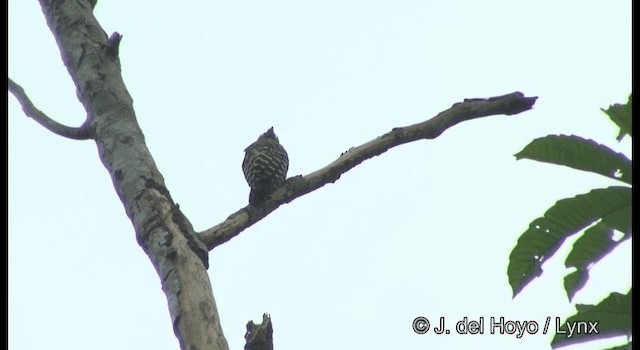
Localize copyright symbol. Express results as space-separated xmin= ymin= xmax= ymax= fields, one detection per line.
xmin=412 ymin=316 xmax=430 ymax=334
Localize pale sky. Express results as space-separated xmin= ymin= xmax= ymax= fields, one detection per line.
xmin=8 ymin=1 xmax=631 ymax=349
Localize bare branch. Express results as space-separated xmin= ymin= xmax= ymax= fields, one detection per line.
xmin=8 ymin=78 xmax=91 ymax=140
xmin=105 ymin=32 xmax=123 ymax=57
xmin=200 ymin=92 xmax=538 ymax=249
xmin=244 ymin=313 xmax=274 ymax=350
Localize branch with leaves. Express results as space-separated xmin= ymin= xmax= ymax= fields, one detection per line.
xmin=509 ymin=94 xmax=632 ymax=350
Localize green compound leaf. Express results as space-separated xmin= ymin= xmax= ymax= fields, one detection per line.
xmin=552 ymin=291 xmax=631 ymax=348
xmin=601 ymin=94 xmax=632 ymax=141
xmin=564 ymin=206 xmax=631 ymax=301
xmin=508 ymin=187 xmax=631 ymax=297
xmin=515 ymin=135 xmax=631 ymax=185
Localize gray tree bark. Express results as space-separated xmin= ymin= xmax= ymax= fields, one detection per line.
xmin=9 ymin=1 xmax=537 ymax=349
xmin=30 ymin=0 xmax=228 ymax=349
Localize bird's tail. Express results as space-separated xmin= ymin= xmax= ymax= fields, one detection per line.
xmin=249 ymin=188 xmax=267 ymax=206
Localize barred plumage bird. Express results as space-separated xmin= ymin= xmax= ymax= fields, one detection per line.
xmin=242 ymin=127 xmax=289 ymax=205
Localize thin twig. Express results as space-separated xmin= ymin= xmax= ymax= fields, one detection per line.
xmin=8 ymin=78 xmax=91 ymax=140
xmin=199 ymin=92 xmax=538 ymax=250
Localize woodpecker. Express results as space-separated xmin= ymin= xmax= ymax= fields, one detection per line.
xmin=242 ymin=127 xmax=289 ymax=205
